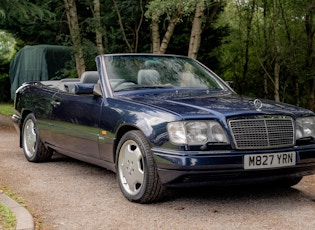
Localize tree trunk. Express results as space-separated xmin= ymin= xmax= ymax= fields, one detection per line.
xmin=93 ymin=0 xmax=104 ymax=55
xmin=159 ymin=16 xmax=178 ymax=54
xmin=242 ymin=0 xmax=256 ymax=95
xmin=263 ymin=0 xmax=268 ymax=98
xmin=151 ymin=12 xmax=160 ymax=54
xmin=272 ymin=0 xmax=280 ymax=102
xmin=134 ymin=0 xmax=144 ymax=53
xmin=295 ymin=79 xmax=300 ymax=106
xmin=273 ymin=62 xmax=280 ymax=102
xmin=64 ymin=0 xmax=85 ymax=78
xmin=188 ymin=1 xmax=205 ymax=59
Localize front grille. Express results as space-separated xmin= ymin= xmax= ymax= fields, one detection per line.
xmin=229 ymin=116 xmax=294 ymax=149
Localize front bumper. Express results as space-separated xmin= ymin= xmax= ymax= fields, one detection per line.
xmin=152 ymin=146 xmax=315 ymax=187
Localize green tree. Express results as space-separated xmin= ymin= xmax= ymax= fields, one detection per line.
xmin=214 ymin=0 xmax=315 ymax=110
xmin=303 ymin=0 xmax=315 ymax=111
xmin=214 ymin=0 xmax=260 ymax=96
xmin=188 ymin=0 xmax=222 ymax=59
xmin=0 ymin=0 xmax=51 ymax=20
xmin=93 ymin=0 xmax=104 ymax=54
xmin=111 ymin=0 xmax=146 ymax=52
xmin=0 ymin=31 xmax=16 ymax=61
xmin=0 ymin=0 xmax=62 ymax=46
xmin=145 ymin=0 xmax=197 ymax=54
xmin=64 ymin=0 xmax=86 ymax=77
xmin=0 ymin=31 xmax=15 ymax=102
xmin=145 ymin=0 xmax=222 ymax=57
xmin=0 ymin=0 xmax=55 ymax=101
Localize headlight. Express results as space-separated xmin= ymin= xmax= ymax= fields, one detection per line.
xmin=167 ymin=120 xmax=229 ymax=145
xmin=296 ymin=116 xmax=315 ymax=140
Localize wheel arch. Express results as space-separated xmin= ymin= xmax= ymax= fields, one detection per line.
xmin=113 ymin=125 xmax=139 ymax=164
xmin=115 ymin=126 xmax=166 ymax=203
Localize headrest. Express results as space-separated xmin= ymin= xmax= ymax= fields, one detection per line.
xmin=80 ymin=71 xmax=99 ymax=83
xmin=137 ymin=69 xmax=160 ymax=85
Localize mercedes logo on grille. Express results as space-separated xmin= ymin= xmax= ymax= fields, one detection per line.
xmin=253 ymin=99 xmax=263 ymax=110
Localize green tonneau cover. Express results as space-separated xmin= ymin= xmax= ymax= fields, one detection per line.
xmin=9 ymin=44 xmax=73 ymax=99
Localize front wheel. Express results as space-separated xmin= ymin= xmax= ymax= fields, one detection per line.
xmin=264 ymin=176 xmax=303 ymax=188
xmin=277 ymin=176 xmax=303 ymax=187
xmin=116 ymin=130 xmax=165 ymax=203
xmin=22 ymin=113 xmax=53 ymax=162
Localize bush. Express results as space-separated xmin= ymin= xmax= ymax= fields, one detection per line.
xmin=0 ymin=74 xmax=11 ymax=102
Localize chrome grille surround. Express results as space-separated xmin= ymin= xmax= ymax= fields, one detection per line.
xmin=228 ymin=115 xmax=294 ymax=150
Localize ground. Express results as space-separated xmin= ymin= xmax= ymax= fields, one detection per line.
xmin=1 ymin=120 xmax=315 ymax=229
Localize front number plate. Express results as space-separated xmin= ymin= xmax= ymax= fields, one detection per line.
xmin=244 ymin=152 xmax=296 ymax=169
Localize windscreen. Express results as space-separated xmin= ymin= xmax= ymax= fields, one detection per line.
xmin=104 ymin=55 xmax=229 ymax=92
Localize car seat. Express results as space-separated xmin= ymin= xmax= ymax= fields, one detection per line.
xmin=80 ymin=71 xmax=100 ymax=83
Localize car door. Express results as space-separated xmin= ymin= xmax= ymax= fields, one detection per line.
xmin=32 ymin=87 xmax=57 ymax=145
xmin=49 ymin=91 xmax=102 ymax=159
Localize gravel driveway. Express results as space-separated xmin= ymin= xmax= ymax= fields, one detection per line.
xmin=1 ymin=120 xmax=315 ymax=230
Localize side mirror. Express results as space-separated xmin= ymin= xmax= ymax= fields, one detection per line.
xmin=93 ymin=82 xmax=103 ymax=97
xmin=225 ymin=81 xmax=234 ymax=88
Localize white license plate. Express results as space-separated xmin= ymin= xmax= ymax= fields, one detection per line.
xmin=244 ymin=152 xmax=296 ymax=169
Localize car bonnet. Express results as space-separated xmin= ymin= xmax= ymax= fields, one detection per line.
xmin=115 ymin=90 xmax=313 ymax=119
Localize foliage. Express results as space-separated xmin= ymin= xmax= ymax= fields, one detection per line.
xmin=0 ymin=0 xmax=314 ymax=110
xmin=0 ymin=75 xmax=11 ymax=103
xmin=0 ymin=30 xmax=16 ymax=102
xmin=0 ymin=203 xmax=16 ymax=230
xmin=214 ymin=0 xmax=315 ymax=110
xmin=0 ymin=32 xmax=14 ymax=103
xmin=0 ymin=0 xmax=52 ymax=21
xmin=0 ymin=185 xmax=29 ymax=229
xmin=145 ymin=0 xmax=196 ymax=19
xmin=0 ymin=31 xmax=16 ymax=61
xmin=0 ymin=0 xmax=62 ymax=46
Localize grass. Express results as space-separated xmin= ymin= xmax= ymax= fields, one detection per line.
xmin=1 ymin=187 xmax=43 ymax=229
xmin=0 ymin=187 xmax=18 ymax=230
xmin=0 ymin=202 xmax=16 ymax=230
xmin=0 ymin=187 xmax=26 ymax=207
xmin=0 ymin=103 xmax=14 ymax=115
xmin=0 ymin=103 xmax=27 ymax=229
xmin=0 ymin=186 xmax=27 ymax=230
xmin=0 ymin=103 xmax=17 ymax=229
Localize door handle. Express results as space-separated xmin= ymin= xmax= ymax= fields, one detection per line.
xmin=51 ymin=101 xmax=61 ymax=107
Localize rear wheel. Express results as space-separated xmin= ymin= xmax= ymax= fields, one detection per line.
xmin=22 ymin=113 xmax=53 ymax=162
xmin=116 ymin=130 xmax=165 ymax=203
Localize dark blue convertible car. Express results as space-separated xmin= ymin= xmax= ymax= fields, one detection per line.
xmin=12 ymin=54 xmax=315 ymax=203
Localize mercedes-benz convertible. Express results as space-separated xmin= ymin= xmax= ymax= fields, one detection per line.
xmin=12 ymin=54 xmax=315 ymax=203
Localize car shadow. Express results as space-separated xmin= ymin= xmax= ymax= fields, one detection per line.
xmin=165 ymin=183 xmax=315 ymax=204
xmin=48 ymin=152 xmax=315 ymax=204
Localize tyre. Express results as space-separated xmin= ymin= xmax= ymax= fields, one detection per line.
xmin=277 ymin=176 xmax=303 ymax=187
xmin=22 ymin=113 xmax=53 ymax=162
xmin=116 ymin=130 xmax=165 ymax=203
xmin=264 ymin=176 xmax=303 ymax=188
